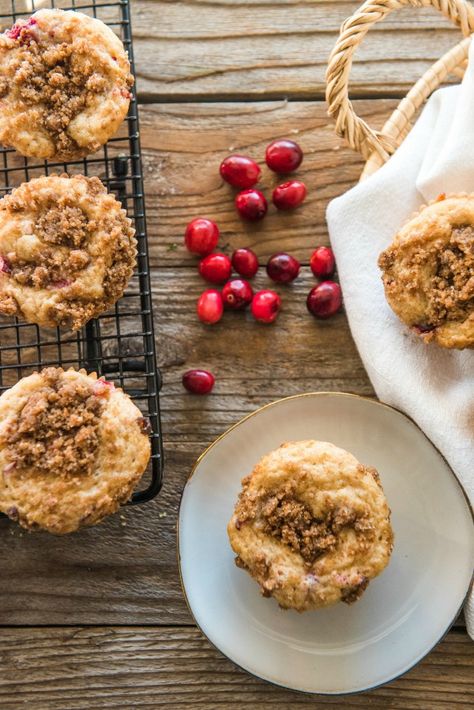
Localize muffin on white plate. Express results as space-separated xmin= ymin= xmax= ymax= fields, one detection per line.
xmin=0 ymin=174 xmax=136 ymax=330
xmin=0 ymin=367 xmax=151 ymax=534
xmin=0 ymin=8 xmax=133 ymax=159
xmin=228 ymin=440 xmax=393 ymax=611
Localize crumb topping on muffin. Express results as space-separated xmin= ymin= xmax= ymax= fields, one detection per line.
xmin=234 ymin=476 xmax=374 ymax=566
xmin=0 ymin=174 xmax=136 ymax=330
xmin=228 ymin=440 xmax=393 ymax=612
xmin=4 ymin=367 xmax=103 ymax=477
xmin=378 ymin=194 xmax=474 ymax=349
xmin=0 ymin=367 xmax=151 ymax=534
xmin=0 ymin=9 xmax=133 ymax=159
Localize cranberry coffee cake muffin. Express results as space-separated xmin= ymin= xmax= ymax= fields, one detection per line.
xmin=0 ymin=174 xmax=136 ymax=330
xmin=0 ymin=367 xmax=151 ymax=534
xmin=378 ymin=193 xmax=474 ymax=349
xmin=0 ymin=8 xmax=133 ymax=159
xmin=228 ymin=440 xmax=393 ymax=611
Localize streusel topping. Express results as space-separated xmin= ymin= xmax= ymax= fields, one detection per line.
xmin=235 ymin=480 xmax=374 ymax=565
xmin=4 ymin=367 xmax=103 ymax=477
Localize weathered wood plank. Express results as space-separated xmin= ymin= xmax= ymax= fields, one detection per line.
xmin=0 ymin=264 xmax=374 ymax=624
xmin=130 ymin=1 xmax=465 ymax=100
xmin=139 ymin=99 xmax=397 ymax=267
xmin=0 ymin=628 xmax=471 ymax=709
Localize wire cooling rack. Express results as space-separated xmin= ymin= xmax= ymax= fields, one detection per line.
xmin=0 ymin=0 xmax=163 ymax=504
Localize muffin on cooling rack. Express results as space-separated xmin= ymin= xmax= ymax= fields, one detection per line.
xmin=0 ymin=173 xmax=136 ymax=330
xmin=378 ymin=193 xmax=474 ymax=349
xmin=228 ymin=440 xmax=393 ymax=611
xmin=0 ymin=367 xmax=151 ymax=534
xmin=0 ymin=8 xmax=133 ymax=160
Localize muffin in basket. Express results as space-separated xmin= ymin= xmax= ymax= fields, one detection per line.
xmin=378 ymin=193 xmax=474 ymax=349
xmin=0 ymin=367 xmax=151 ymax=534
xmin=228 ymin=440 xmax=393 ymax=611
xmin=0 ymin=8 xmax=133 ymax=160
xmin=0 ymin=174 xmax=136 ymax=330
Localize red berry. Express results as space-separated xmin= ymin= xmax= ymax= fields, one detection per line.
xmin=272 ymin=180 xmax=307 ymax=210
xmin=220 ymin=155 xmax=261 ymax=189
xmin=231 ymin=248 xmax=259 ymax=279
xmin=198 ymin=253 xmax=232 ymax=284
xmin=222 ymin=279 xmax=253 ymax=310
xmin=310 ymin=246 xmax=335 ymax=279
xmin=265 ymin=139 xmax=303 ymax=174
xmin=306 ymin=281 xmax=342 ymax=319
xmin=251 ymin=290 xmax=281 ymax=323
xmin=185 ymin=218 xmax=219 ymax=256
xmin=0 ymin=256 xmax=11 ymax=274
xmin=197 ymin=289 xmax=224 ymax=324
xmin=182 ymin=369 xmax=215 ymax=395
xmin=266 ymin=253 xmax=300 ymax=284
xmin=235 ymin=189 xmax=268 ymax=221
xmin=6 ymin=17 xmax=37 ymax=42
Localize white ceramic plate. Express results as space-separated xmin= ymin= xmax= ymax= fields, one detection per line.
xmin=178 ymin=393 xmax=474 ymax=695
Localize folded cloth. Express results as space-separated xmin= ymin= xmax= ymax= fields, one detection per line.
xmin=327 ymin=41 xmax=474 ymax=636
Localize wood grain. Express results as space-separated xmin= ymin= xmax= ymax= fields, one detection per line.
xmin=130 ymin=0 xmax=465 ymax=100
xmin=0 ymin=267 xmax=373 ymax=624
xmin=139 ymin=99 xmax=397 ymax=267
xmin=0 ymin=627 xmax=471 ymax=709
xmin=0 ymin=2 xmax=470 ymax=703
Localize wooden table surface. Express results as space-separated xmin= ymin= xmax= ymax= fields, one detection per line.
xmin=1 ymin=1 xmax=473 ymax=708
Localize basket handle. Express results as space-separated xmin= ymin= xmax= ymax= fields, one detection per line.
xmin=326 ymin=0 xmax=474 ymax=163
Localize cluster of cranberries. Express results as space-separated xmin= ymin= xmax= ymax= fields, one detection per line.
xmin=182 ymin=140 xmax=342 ymax=394
xmin=220 ymin=140 xmax=306 ymax=220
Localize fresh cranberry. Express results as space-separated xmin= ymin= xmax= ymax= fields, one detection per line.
xmin=272 ymin=180 xmax=307 ymax=210
xmin=197 ymin=289 xmax=224 ymax=324
xmin=185 ymin=218 xmax=219 ymax=256
xmin=235 ymin=189 xmax=268 ymax=221
xmin=182 ymin=369 xmax=215 ymax=395
xmin=0 ymin=256 xmax=11 ymax=274
xmin=198 ymin=253 xmax=232 ymax=284
xmin=6 ymin=17 xmax=37 ymax=43
xmin=265 ymin=139 xmax=303 ymax=174
xmin=222 ymin=279 xmax=253 ymax=310
xmin=251 ymin=290 xmax=281 ymax=323
xmin=266 ymin=253 xmax=300 ymax=284
xmin=231 ymin=248 xmax=259 ymax=278
xmin=413 ymin=323 xmax=435 ymax=335
xmin=306 ymin=281 xmax=342 ymax=319
xmin=220 ymin=155 xmax=261 ymax=189
xmin=47 ymin=279 xmax=72 ymax=290
xmin=310 ymin=246 xmax=335 ymax=279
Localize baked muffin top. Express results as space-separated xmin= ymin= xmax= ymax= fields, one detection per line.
xmin=378 ymin=193 xmax=474 ymax=349
xmin=0 ymin=367 xmax=151 ymax=534
xmin=0 ymin=8 xmax=133 ymax=159
xmin=0 ymin=174 xmax=136 ymax=330
xmin=228 ymin=440 xmax=393 ymax=612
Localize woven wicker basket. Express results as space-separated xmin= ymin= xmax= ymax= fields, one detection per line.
xmin=326 ymin=0 xmax=474 ymax=180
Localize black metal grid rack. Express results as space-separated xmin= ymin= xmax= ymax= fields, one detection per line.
xmin=0 ymin=0 xmax=163 ymax=504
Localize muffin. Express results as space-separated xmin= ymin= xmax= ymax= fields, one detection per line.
xmin=0 ymin=367 xmax=151 ymax=534
xmin=0 ymin=8 xmax=133 ymax=160
xmin=378 ymin=193 xmax=474 ymax=349
xmin=0 ymin=174 xmax=136 ymax=330
xmin=228 ymin=440 xmax=393 ymax=611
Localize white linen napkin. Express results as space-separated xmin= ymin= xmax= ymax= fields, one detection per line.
xmin=327 ymin=42 xmax=474 ymax=636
